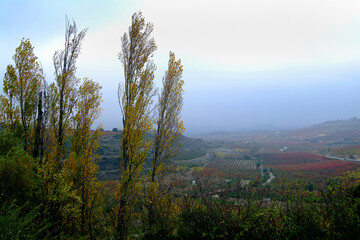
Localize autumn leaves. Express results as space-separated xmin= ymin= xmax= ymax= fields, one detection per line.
xmin=116 ymin=12 xmax=184 ymax=239
xmin=0 ymin=11 xmax=184 ymax=239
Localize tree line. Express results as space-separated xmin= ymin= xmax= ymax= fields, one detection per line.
xmin=0 ymin=12 xmax=184 ymax=239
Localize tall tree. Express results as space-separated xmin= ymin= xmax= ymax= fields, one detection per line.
xmin=151 ymin=51 xmax=185 ymax=182
xmin=53 ymin=16 xmax=87 ymax=165
xmin=65 ymin=78 xmax=103 ymax=235
xmin=115 ymin=11 xmax=157 ymax=240
xmin=0 ymin=38 xmax=44 ymax=153
xmin=0 ymin=65 xmax=20 ymax=132
xmin=38 ymin=17 xmax=89 ymax=236
xmin=142 ymin=52 xmax=185 ymax=237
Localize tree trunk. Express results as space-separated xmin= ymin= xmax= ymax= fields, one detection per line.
xmin=33 ymin=91 xmax=43 ymax=160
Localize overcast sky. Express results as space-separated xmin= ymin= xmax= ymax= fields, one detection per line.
xmin=1 ymin=0 xmax=360 ymax=136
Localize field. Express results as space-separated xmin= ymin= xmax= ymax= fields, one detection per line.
xmin=260 ymin=152 xmax=330 ymax=165
xmin=172 ymin=150 xmax=206 ymax=160
xmin=271 ymin=163 xmax=360 ymax=184
xmin=332 ymin=146 xmax=360 ymax=158
xmin=198 ymin=152 xmax=260 ymax=180
xmin=191 ymin=149 xmax=360 ymax=185
xmin=260 ymin=152 xmax=360 ymax=180
xmin=206 ymin=159 xmax=257 ymax=171
xmin=266 ymin=160 xmax=357 ymax=171
xmin=97 ymin=119 xmax=360 ymax=185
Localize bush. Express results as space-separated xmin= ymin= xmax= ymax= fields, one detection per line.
xmin=0 ymin=131 xmax=38 ymax=205
xmin=0 ymin=201 xmax=50 ymax=239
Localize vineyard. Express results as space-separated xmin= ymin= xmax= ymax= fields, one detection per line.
xmin=260 ymin=152 xmax=330 ymax=165
xmin=214 ymin=152 xmax=252 ymax=160
xmin=260 ymin=151 xmax=360 ymax=182
xmin=272 ymin=163 xmax=360 ymax=183
xmin=199 ymin=155 xmax=259 ymax=179
xmin=265 ymin=160 xmax=357 ymax=171
xmin=332 ymin=146 xmax=360 ymax=156
xmin=206 ymin=159 xmax=257 ymax=171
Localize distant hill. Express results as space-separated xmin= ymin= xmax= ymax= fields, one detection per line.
xmin=97 ymin=131 xmax=207 ymax=180
xmin=195 ymin=118 xmax=360 ymax=152
xmin=198 ymin=118 xmax=360 ymax=139
xmin=281 ymin=118 xmax=360 ymax=144
xmin=312 ymin=118 xmax=360 ymax=130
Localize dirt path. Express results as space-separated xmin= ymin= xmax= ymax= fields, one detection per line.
xmin=326 ymin=155 xmax=360 ymax=163
xmin=263 ymin=171 xmax=275 ymax=186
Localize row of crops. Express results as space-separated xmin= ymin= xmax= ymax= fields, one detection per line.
xmin=206 ymin=159 xmax=257 ymax=172
xmin=201 ymin=151 xmax=360 ymax=181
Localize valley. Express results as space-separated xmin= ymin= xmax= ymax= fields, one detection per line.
xmin=98 ymin=118 xmax=360 ymax=190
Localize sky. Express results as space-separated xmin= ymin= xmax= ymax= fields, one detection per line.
xmin=1 ymin=0 xmax=360 ymax=136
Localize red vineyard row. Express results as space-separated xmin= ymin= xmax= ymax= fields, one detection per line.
xmin=264 ymin=160 xmax=356 ymax=171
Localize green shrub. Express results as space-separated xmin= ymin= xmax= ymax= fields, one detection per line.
xmin=0 ymin=201 xmax=50 ymax=240
xmin=0 ymin=132 xmax=38 ymax=205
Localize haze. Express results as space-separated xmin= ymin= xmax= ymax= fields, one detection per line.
xmin=1 ymin=0 xmax=360 ymax=136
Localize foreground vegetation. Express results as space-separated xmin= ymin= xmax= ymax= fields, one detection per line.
xmin=2 ymin=128 xmax=360 ymax=239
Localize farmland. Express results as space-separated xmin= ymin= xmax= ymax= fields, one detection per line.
xmin=182 ymin=119 xmax=360 ymax=189
xmin=332 ymin=145 xmax=360 ymax=159
xmin=97 ymin=119 xmax=360 ymax=187
xmin=206 ymin=159 xmax=256 ymax=171
xmin=260 ymin=152 xmax=330 ymax=165
xmin=200 ymin=158 xmax=259 ymax=179
xmin=266 ymin=160 xmax=357 ymax=171
xmin=258 ymin=152 xmax=360 ymax=181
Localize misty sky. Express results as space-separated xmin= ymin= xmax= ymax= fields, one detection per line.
xmin=1 ymin=0 xmax=360 ymax=136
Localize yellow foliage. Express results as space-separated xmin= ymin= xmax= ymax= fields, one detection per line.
xmin=191 ymin=167 xmax=204 ymax=172
xmin=0 ymin=39 xmax=43 ymax=152
xmin=62 ymin=77 xmax=103 ymax=233
xmin=234 ymin=148 xmax=246 ymax=152
xmin=115 ymin=11 xmax=158 ymax=239
xmin=151 ymin=52 xmax=185 ymax=182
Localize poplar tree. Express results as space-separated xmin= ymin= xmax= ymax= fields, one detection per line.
xmin=143 ymin=52 xmax=185 ymax=237
xmin=66 ymin=78 xmax=103 ymax=235
xmin=115 ymin=11 xmax=157 ymax=240
xmin=0 ymin=38 xmax=44 ymax=153
xmin=53 ymin=17 xmax=87 ymax=166
xmin=151 ymin=51 xmax=185 ymax=182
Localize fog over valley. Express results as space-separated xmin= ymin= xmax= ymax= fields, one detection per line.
xmin=92 ymin=61 xmax=360 ymax=136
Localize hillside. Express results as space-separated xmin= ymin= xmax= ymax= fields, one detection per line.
xmin=196 ymin=118 xmax=360 ymax=152
xmin=97 ymin=131 xmax=207 ymax=180
xmin=97 ymin=118 xmax=360 ymax=180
